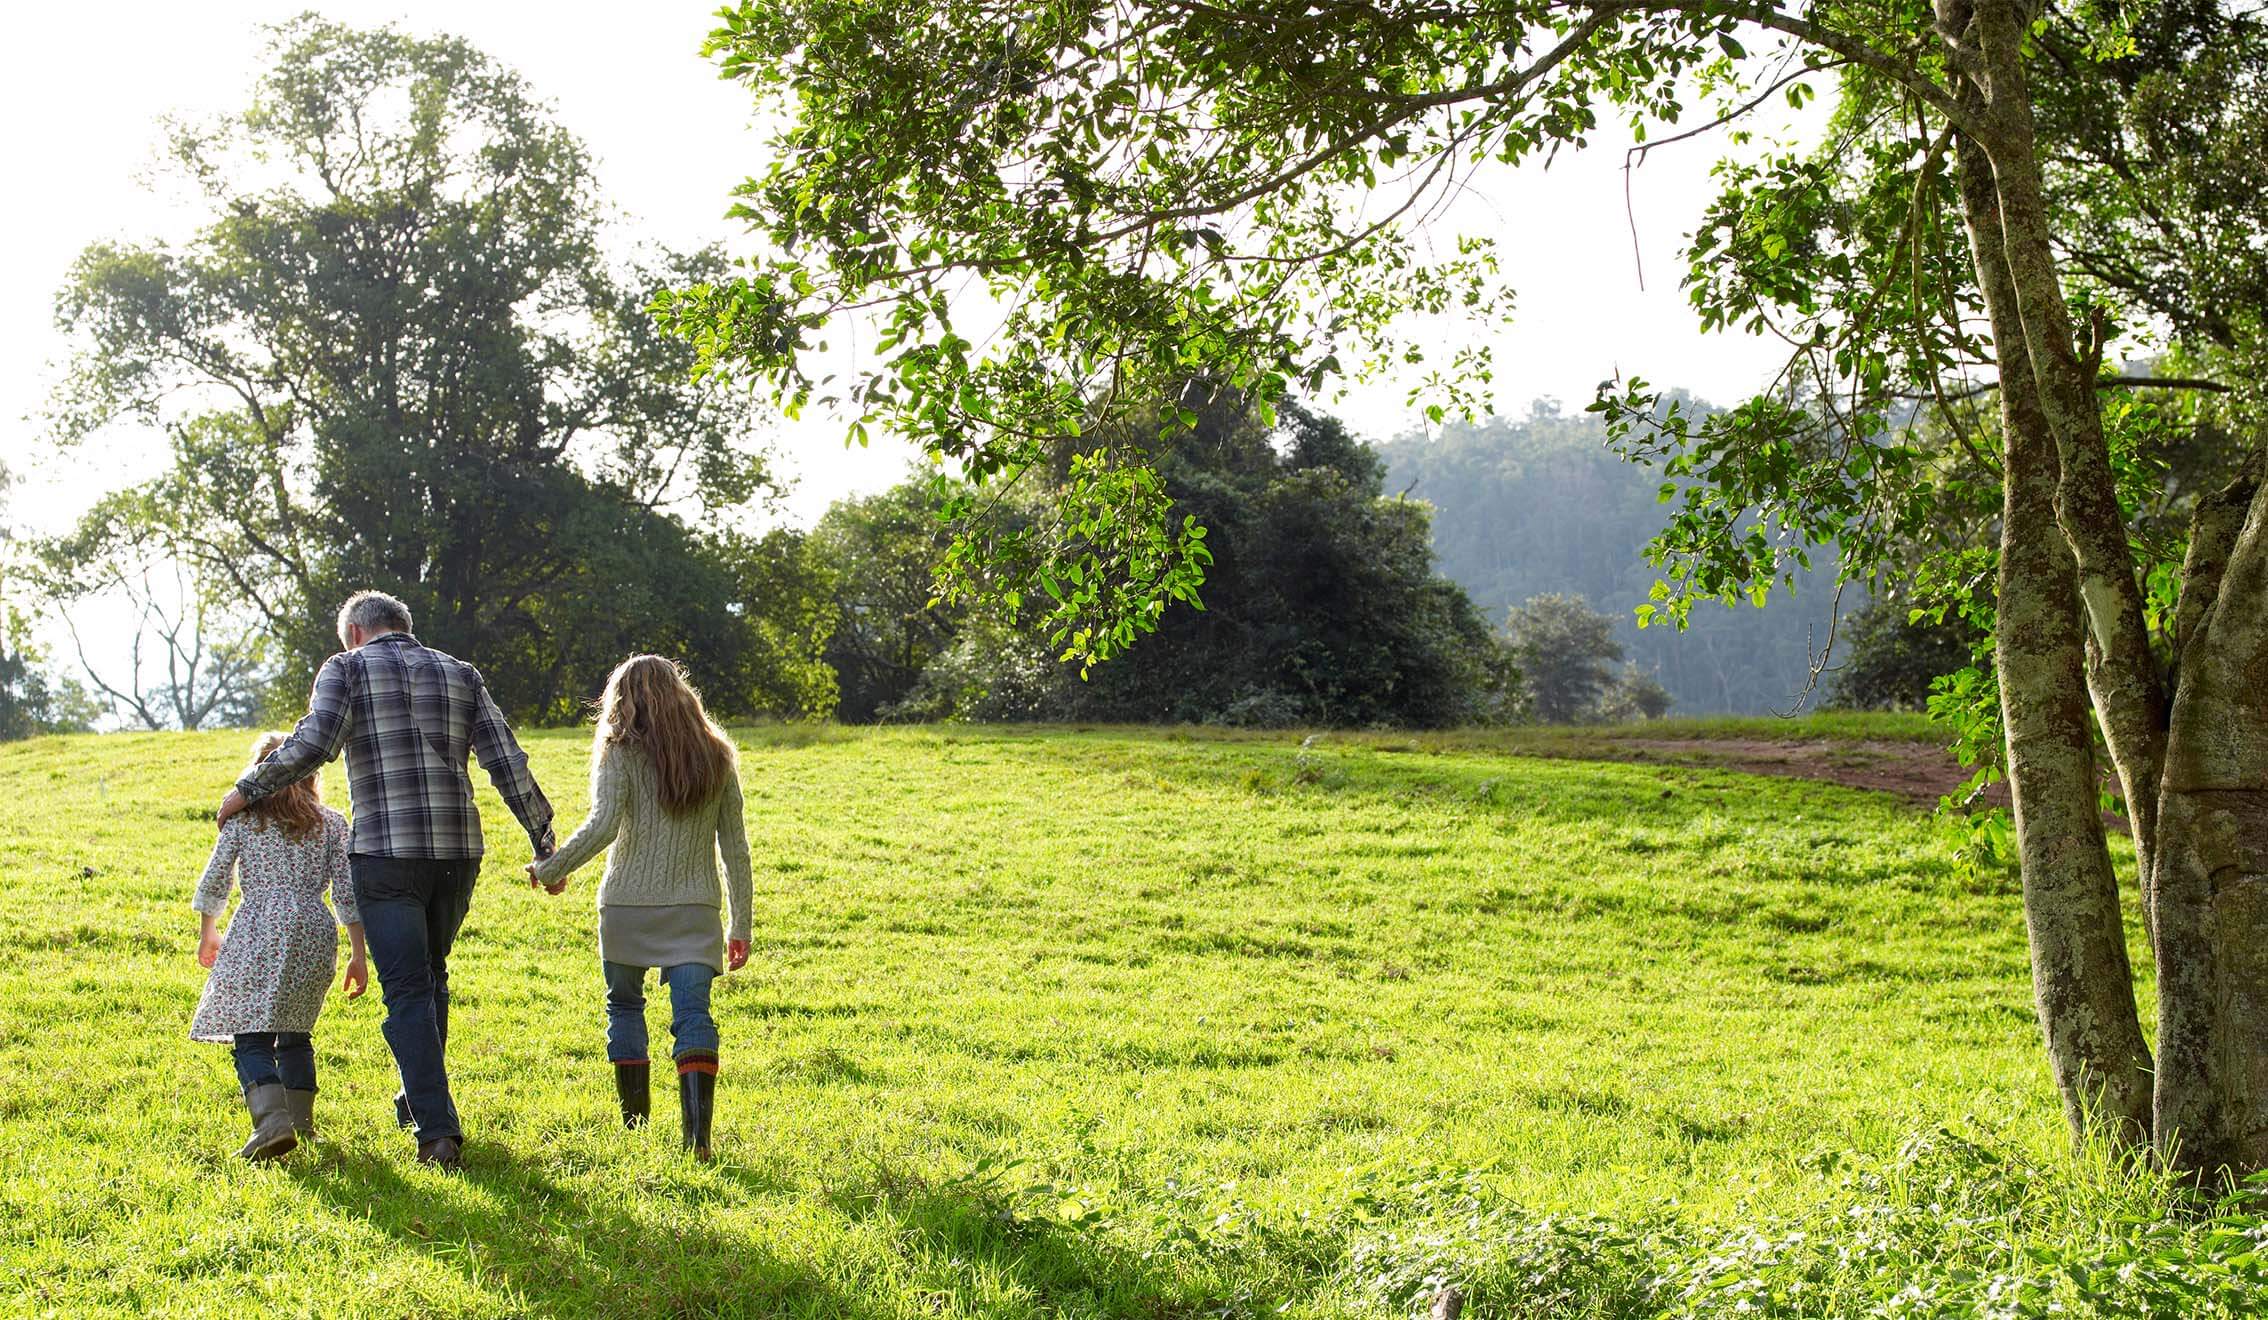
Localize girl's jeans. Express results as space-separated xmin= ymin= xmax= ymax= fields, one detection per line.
xmin=233 ymin=1032 xmax=315 ymax=1092
xmin=602 ymin=961 xmax=718 ymax=1062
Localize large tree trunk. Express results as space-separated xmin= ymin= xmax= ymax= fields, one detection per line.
xmin=2149 ymin=459 xmax=2268 ymax=1176
xmin=1952 ymin=123 xmax=2156 ymax=1149
xmin=1967 ymin=0 xmax=2169 ymax=891
xmin=1957 ymin=0 xmax=2268 ymax=1178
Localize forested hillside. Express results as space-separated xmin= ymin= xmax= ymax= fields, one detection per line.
xmin=1377 ymin=401 xmax=1848 ymax=716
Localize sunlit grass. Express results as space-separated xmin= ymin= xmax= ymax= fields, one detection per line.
xmin=1 ymin=723 xmax=2248 ymax=1317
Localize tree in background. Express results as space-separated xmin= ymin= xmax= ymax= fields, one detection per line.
xmin=0 ymin=642 xmax=96 ymax=741
xmin=1600 ymin=663 xmax=1674 ymax=722
xmin=28 ymin=499 xmax=271 ymax=730
xmin=1058 ymin=399 xmax=1515 ymax=728
xmin=39 ymin=16 xmax=827 ymax=722
xmin=1503 ymin=593 xmax=1667 ymax=724
xmin=857 ymin=399 xmax=1515 ymax=727
xmin=813 ymin=483 xmax=963 ymax=722
xmin=1825 ymin=599 xmax=1982 ymax=713
xmin=46 ymin=558 xmax=268 ymax=733
xmin=709 ymin=528 xmax=842 ymax=723
xmin=0 ymin=462 xmax=99 ymax=741
xmin=1504 ymin=594 xmax=1621 ymax=724
xmin=1377 ymin=402 xmax=1843 ymax=714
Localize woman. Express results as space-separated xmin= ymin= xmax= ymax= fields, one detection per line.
xmin=528 ymin=655 xmax=752 ymax=1160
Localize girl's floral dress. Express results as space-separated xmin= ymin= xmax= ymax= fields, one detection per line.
xmin=189 ymin=807 xmax=358 ymax=1041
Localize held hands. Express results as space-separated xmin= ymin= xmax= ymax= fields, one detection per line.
xmin=342 ymin=954 xmax=369 ymax=999
xmin=727 ymin=939 xmax=750 ymax=972
xmin=525 ymin=862 xmax=567 ymax=895
xmin=197 ymin=929 xmax=222 ymax=968
xmin=216 ymin=789 xmax=248 ymax=828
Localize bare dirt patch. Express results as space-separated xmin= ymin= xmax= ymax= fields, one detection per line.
xmin=1525 ymin=736 xmax=2005 ymax=811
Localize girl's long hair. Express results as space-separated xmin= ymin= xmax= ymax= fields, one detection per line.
xmin=244 ymin=731 xmax=323 ymax=841
xmin=594 ymin=655 xmax=737 ymax=815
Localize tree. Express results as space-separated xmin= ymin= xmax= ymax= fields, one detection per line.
xmin=814 ymin=482 xmax=964 ymax=721
xmin=675 ymin=0 xmax=2268 ymax=1174
xmin=0 ymin=463 xmax=99 ymax=740
xmin=1825 ymin=599 xmax=1981 ymax=712
xmin=864 ymin=397 xmax=1517 ymax=726
xmin=1375 ymin=403 xmax=1847 ymax=714
xmin=1603 ymin=663 xmax=1675 ymax=721
xmin=1067 ymin=398 xmax=1514 ymax=727
xmin=707 ymin=528 xmax=843 ymax=723
xmin=1505 ymin=594 xmax=1624 ymax=723
xmin=53 ymin=563 xmax=269 ymax=733
xmin=0 ymin=623 xmax=99 ymax=742
xmin=29 ymin=509 xmax=271 ymax=731
xmin=43 ymin=16 xmax=813 ymax=721
xmin=1607 ymin=4 xmax=2268 ymax=1174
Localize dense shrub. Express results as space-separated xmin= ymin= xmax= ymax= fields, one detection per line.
xmin=1341 ymin=1130 xmax=2268 ymax=1318
xmin=1827 ymin=599 xmax=1984 ymax=712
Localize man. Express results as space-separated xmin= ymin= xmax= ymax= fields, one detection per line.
xmin=220 ymin=590 xmax=553 ymax=1170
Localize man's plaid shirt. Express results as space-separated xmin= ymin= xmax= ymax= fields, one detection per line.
xmin=238 ymin=633 xmax=554 ymax=860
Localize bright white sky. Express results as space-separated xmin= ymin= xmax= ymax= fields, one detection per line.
xmin=0 ymin=1 xmax=1815 ymax=693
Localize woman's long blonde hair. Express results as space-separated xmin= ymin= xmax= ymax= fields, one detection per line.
xmin=244 ymin=731 xmax=323 ymax=840
xmin=594 ymin=655 xmax=737 ymax=815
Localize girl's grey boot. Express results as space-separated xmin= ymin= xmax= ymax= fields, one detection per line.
xmin=285 ymin=1089 xmax=318 ymax=1139
xmin=238 ymin=1083 xmax=299 ymax=1161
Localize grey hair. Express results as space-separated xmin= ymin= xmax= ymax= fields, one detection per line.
xmin=337 ymin=590 xmax=413 ymax=644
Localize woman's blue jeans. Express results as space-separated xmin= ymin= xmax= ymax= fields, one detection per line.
xmin=233 ymin=1032 xmax=315 ymax=1092
xmin=602 ymin=961 xmax=718 ymax=1062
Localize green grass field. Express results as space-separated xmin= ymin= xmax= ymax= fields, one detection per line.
xmin=3 ymin=722 xmax=2259 ymax=1317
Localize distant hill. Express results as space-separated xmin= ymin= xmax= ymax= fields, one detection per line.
xmin=1375 ymin=402 xmax=1849 ymax=716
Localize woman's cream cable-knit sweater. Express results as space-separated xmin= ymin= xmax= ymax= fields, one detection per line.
xmin=531 ymin=741 xmax=753 ymax=941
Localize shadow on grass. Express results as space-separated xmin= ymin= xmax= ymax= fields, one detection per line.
xmin=295 ymin=1142 xmax=878 ymax=1318
xmin=301 ymin=1139 xmax=1251 ymax=1318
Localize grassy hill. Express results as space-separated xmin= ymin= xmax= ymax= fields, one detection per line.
xmin=2 ymin=723 xmax=2257 ymax=1317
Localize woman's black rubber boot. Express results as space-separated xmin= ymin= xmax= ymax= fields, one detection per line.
xmin=614 ymin=1061 xmax=651 ymax=1129
xmin=676 ymin=1053 xmax=716 ymax=1161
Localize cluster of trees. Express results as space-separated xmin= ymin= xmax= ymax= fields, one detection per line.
xmin=1377 ymin=400 xmax=2005 ymax=717
xmin=820 ymin=399 xmax=1523 ymax=728
xmin=0 ymin=462 xmax=98 ymax=740
xmin=1503 ymin=593 xmax=1672 ymax=724
xmin=1 ymin=16 xmax=1682 ymax=741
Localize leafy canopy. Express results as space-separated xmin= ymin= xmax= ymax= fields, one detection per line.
xmin=663 ymin=0 xmax=1827 ymax=666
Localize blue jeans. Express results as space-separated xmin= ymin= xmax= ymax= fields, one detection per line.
xmin=233 ymin=1032 xmax=315 ymax=1092
xmin=603 ymin=961 xmax=718 ymax=1062
xmin=354 ymin=855 xmax=479 ymax=1142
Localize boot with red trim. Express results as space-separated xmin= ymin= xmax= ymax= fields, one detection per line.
xmin=676 ymin=1052 xmax=716 ymax=1161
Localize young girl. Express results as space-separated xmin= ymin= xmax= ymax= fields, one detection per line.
xmin=528 ymin=655 xmax=752 ymax=1161
xmin=191 ymin=731 xmax=367 ymax=1160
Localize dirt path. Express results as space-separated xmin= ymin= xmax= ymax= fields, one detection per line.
xmin=1522 ymin=735 xmax=2006 ymax=811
